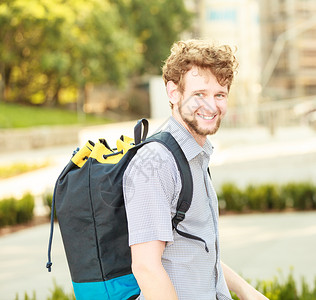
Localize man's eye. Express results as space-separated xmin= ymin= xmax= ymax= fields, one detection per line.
xmin=195 ymin=93 xmax=204 ymax=98
xmin=216 ymin=94 xmax=226 ymax=99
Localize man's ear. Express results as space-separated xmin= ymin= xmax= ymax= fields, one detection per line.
xmin=166 ymin=81 xmax=180 ymax=106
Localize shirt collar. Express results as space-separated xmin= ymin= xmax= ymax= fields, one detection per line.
xmin=163 ymin=116 xmax=213 ymax=161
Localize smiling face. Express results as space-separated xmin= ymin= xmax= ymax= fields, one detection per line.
xmin=168 ymin=66 xmax=228 ymax=146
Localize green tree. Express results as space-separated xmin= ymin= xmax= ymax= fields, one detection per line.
xmin=0 ymin=0 xmax=192 ymax=106
xmin=0 ymin=0 xmax=141 ymax=105
xmin=111 ymin=0 xmax=193 ymax=74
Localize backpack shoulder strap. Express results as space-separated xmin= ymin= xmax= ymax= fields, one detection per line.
xmin=145 ymin=131 xmax=192 ymax=215
xmin=144 ymin=131 xmax=209 ymax=252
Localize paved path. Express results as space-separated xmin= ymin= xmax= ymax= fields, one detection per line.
xmin=219 ymin=211 xmax=316 ymax=287
xmin=0 ymin=212 xmax=315 ymax=300
xmin=211 ymin=151 xmax=316 ymax=190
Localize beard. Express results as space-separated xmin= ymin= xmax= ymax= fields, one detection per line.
xmin=178 ymin=105 xmax=222 ymax=136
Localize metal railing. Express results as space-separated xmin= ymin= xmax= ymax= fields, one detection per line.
xmin=222 ymin=95 xmax=316 ymax=133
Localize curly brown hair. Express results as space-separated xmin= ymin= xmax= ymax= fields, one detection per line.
xmin=162 ymin=39 xmax=238 ymax=93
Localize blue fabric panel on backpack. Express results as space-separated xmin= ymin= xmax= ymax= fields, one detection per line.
xmin=73 ymin=274 xmax=140 ymax=300
xmin=73 ymin=280 xmax=107 ymax=300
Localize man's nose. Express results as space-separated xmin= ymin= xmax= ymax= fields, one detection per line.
xmin=200 ymin=96 xmax=217 ymax=112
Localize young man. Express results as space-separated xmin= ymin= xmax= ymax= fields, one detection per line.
xmin=123 ymin=40 xmax=269 ymax=300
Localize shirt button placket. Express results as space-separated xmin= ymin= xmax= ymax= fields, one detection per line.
xmin=202 ymin=156 xmax=221 ymax=288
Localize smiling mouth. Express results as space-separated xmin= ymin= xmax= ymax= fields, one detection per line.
xmin=197 ymin=113 xmax=217 ymax=120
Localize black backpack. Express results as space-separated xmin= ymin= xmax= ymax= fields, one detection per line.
xmin=46 ymin=119 xmax=207 ymax=300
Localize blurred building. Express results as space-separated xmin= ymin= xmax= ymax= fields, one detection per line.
xmin=150 ymin=0 xmax=316 ymax=127
xmin=185 ymin=0 xmax=316 ymax=101
xmin=259 ymin=0 xmax=316 ymax=100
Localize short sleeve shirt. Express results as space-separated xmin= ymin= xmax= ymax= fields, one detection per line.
xmin=123 ymin=117 xmax=232 ymax=300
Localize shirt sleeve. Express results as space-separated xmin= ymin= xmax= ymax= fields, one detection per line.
xmin=123 ymin=142 xmax=181 ymax=246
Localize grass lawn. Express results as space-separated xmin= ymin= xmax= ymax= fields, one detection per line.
xmin=0 ymin=102 xmax=112 ymax=128
xmin=0 ymin=161 xmax=51 ymax=179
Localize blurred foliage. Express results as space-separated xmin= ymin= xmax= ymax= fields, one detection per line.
xmin=0 ymin=0 xmax=191 ymax=106
xmin=231 ymin=270 xmax=316 ymax=300
xmin=14 ymin=291 xmax=37 ymax=300
xmin=245 ymin=183 xmax=285 ymax=211
xmin=111 ymin=0 xmax=192 ymax=74
xmin=0 ymin=160 xmax=50 ymax=179
xmin=16 ymin=193 xmax=35 ymax=223
xmin=43 ymin=192 xmax=56 ymax=220
xmin=282 ymin=182 xmax=316 ymax=211
xmin=0 ymin=193 xmax=34 ymax=227
xmin=46 ymin=280 xmax=76 ymax=300
xmin=0 ymin=197 xmax=16 ymax=226
xmin=15 ymin=280 xmax=75 ymax=300
xmin=218 ymin=181 xmax=316 ymax=214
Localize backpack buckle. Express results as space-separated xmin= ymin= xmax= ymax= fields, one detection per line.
xmin=175 ymin=210 xmax=185 ymax=221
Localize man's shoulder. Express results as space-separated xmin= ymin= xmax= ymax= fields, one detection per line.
xmin=123 ymin=140 xmax=180 ymax=182
xmin=134 ymin=140 xmax=176 ymax=162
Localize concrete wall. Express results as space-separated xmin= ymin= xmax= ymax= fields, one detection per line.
xmin=149 ymin=76 xmax=171 ymax=119
xmin=0 ymin=126 xmax=80 ymax=153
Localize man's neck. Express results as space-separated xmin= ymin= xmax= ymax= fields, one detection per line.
xmin=171 ymin=111 xmax=207 ymax=147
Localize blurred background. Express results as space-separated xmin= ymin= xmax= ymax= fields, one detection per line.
xmin=0 ymin=0 xmax=316 ymax=299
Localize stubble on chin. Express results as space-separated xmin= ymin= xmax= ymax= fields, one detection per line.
xmin=178 ymin=94 xmax=223 ymax=137
xmin=178 ymin=106 xmax=221 ymax=137
xmin=184 ymin=116 xmax=222 ymax=136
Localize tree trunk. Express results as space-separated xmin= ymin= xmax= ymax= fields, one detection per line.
xmin=77 ymin=84 xmax=87 ymax=122
xmin=3 ymin=65 xmax=12 ymax=101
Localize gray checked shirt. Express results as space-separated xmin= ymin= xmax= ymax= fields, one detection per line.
xmin=123 ymin=116 xmax=232 ymax=300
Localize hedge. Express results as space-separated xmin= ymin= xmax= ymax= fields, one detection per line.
xmin=232 ymin=271 xmax=316 ymax=300
xmin=218 ymin=181 xmax=316 ymax=214
xmin=0 ymin=162 xmax=49 ymax=179
xmin=1 ymin=181 xmax=316 ymax=228
xmin=43 ymin=193 xmax=56 ymax=219
xmin=0 ymin=193 xmax=34 ymax=227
